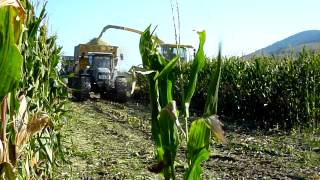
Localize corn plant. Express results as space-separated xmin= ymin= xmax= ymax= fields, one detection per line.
xmin=139 ymin=26 xmax=224 ymax=179
xmin=0 ymin=1 xmax=26 ymax=177
xmin=0 ymin=0 xmax=67 ymax=178
xmin=139 ymin=26 xmax=179 ymax=178
xmin=184 ymin=43 xmax=224 ymax=179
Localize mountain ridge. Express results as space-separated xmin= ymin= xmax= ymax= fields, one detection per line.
xmin=248 ymin=30 xmax=320 ymax=57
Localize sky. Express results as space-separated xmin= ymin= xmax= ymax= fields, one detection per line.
xmin=44 ymin=0 xmax=320 ymax=71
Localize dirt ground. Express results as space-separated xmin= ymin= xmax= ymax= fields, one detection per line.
xmin=55 ymin=99 xmax=320 ymax=179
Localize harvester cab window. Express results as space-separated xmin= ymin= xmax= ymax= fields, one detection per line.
xmin=92 ymin=55 xmax=112 ymax=69
xmin=172 ymin=47 xmax=188 ymax=61
xmin=161 ymin=47 xmax=175 ymax=60
xmin=161 ymin=46 xmax=188 ymax=61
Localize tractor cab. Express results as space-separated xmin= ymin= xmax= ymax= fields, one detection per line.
xmin=159 ymin=44 xmax=195 ymax=62
xmin=88 ymin=52 xmax=118 ymax=87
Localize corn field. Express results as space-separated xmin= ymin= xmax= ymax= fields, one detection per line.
xmin=1 ymin=0 xmax=320 ymax=179
xmin=0 ymin=0 xmax=67 ymax=178
xmin=135 ymin=51 xmax=320 ymax=131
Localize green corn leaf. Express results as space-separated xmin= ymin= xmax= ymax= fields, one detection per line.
xmin=139 ymin=26 xmax=152 ymax=69
xmin=140 ymin=26 xmax=165 ymax=75
xmin=186 ymin=118 xmax=211 ymax=179
xmin=27 ymin=2 xmax=47 ymax=41
xmin=0 ymin=5 xmax=24 ymax=99
xmin=203 ymin=44 xmax=222 ymax=116
xmin=28 ymin=14 xmax=44 ymax=40
xmin=154 ymin=56 xmax=178 ymax=80
xmin=158 ymin=78 xmax=173 ymax=107
xmin=158 ymin=101 xmax=179 ymax=151
xmin=155 ymin=55 xmax=177 ymax=107
xmin=184 ymin=31 xmax=206 ymax=104
xmin=187 ymin=118 xmax=211 ymax=160
xmin=157 ymin=51 xmax=168 ymax=67
xmin=139 ymin=27 xmax=166 ymax=159
xmin=185 ymin=148 xmax=209 ymax=180
xmin=148 ymin=71 xmax=162 ymax=150
xmin=158 ymin=101 xmax=179 ymax=177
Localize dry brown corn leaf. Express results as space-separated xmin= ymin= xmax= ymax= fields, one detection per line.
xmin=27 ymin=113 xmax=52 ymax=136
xmin=206 ymin=115 xmax=225 ymax=143
xmin=16 ymin=112 xmax=53 ymax=157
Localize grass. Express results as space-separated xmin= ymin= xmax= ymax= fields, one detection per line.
xmin=55 ymin=100 xmax=320 ymax=179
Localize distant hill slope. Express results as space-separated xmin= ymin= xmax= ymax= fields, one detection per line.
xmin=248 ymin=30 xmax=320 ymax=57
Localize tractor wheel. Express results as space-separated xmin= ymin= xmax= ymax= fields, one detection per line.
xmin=71 ymin=76 xmax=90 ymax=101
xmin=72 ymin=89 xmax=89 ymax=101
xmin=115 ymin=77 xmax=128 ymax=103
xmin=100 ymin=91 xmax=110 ymax=100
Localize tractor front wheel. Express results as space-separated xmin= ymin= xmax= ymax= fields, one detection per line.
xmin=115 ymin=77 xmax=128 ymax=103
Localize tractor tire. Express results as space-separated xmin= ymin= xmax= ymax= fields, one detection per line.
xmin=100 ymin=90 xmax=112 ymax=100
xmin=73 ymin=89 xmax=89 ymax=101
xmin=71 ymin=76 xmax=90 ymax=101
xmin=115 ymin=77 xmax=128 ymax=103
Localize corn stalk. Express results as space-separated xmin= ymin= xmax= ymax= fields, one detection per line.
xmin=139 ymin=26 xmax=224 ymax=179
